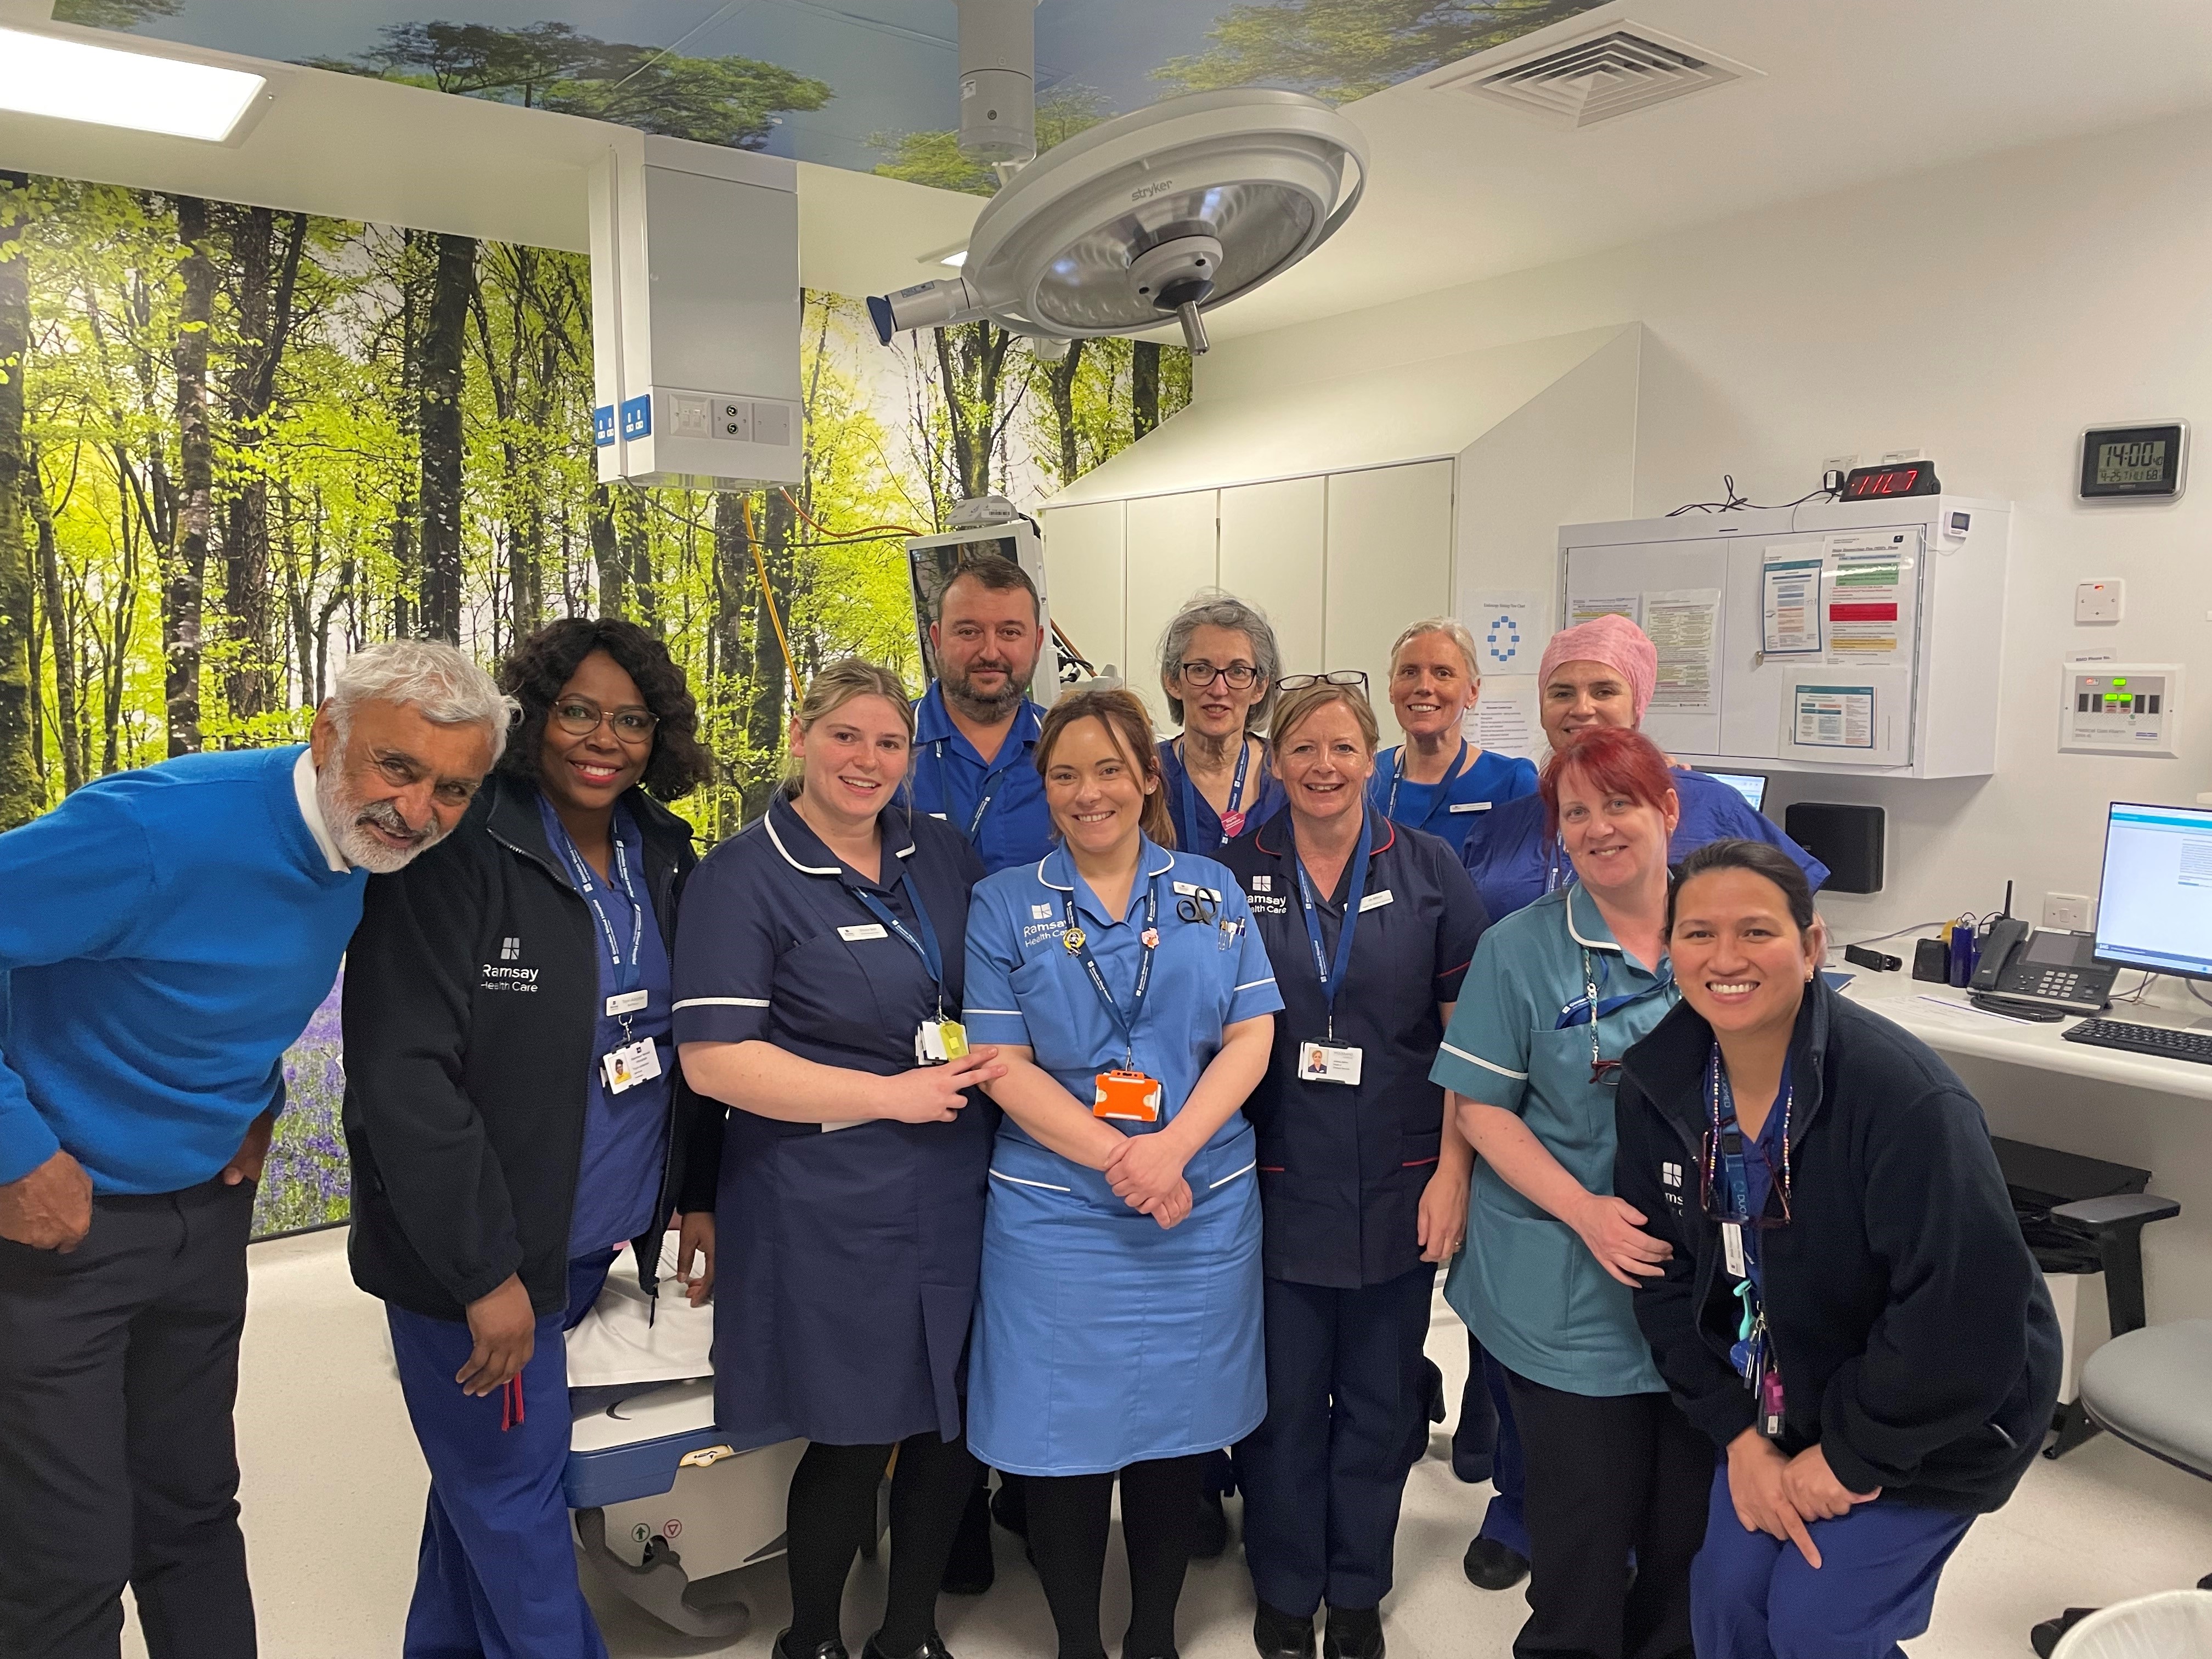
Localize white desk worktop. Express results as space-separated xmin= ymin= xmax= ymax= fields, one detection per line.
xmin=1836 ymin=946 xmax=2212 ymax=1103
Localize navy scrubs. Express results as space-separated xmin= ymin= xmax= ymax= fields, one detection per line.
xmin=1158 ymin=736 xmax=1287 ymax=855
xmin=1367 ymin=741 xmax=1537 ymax=858
xmin=906 ymin=682 xmax=1054 ymax=875
xmin=672 ymin=794 xmax=991 ymax=1449
xmin=1215 ymin=812 xmax=1489 ymax=1617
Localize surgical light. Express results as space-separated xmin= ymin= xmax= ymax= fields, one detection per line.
xmin=0 ymin=25 xmax=267 ymax=143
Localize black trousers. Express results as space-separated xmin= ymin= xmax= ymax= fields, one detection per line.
xmin=1504 ymin=1367 xmax=1710 ymax=1659
xmin=0 ymin=1177 xmax=259 ymax=1659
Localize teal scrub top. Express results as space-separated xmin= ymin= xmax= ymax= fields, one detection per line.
xmin=1430 ymin=884 xmax=1678 ymax=1397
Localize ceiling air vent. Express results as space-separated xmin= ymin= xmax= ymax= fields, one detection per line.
xmin=1434 ymin=22 xmax=1758 ymax=129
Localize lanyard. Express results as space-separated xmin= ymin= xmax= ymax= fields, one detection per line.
xmin=1290 ymin=809 xmax=1373 ymax=1041
xmin=552 ymin=816 xmax=646 ymax=991
xmin=932 ymin=738 xmax=1005 ymax=840
xmin=1063 ymin=884 xmax=1159 ymax=1066
xmin=1385 ymin=740 xmax=1468 ymax=827
xmin=1176 ymin=736 xmax=1251 ymax=849
xmin=1705 ymin=1045 xmax=1793 ymax=1234
xmin=850 ymin=870 xmax=950 ymax=1017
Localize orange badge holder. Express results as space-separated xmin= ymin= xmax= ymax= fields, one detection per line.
xmin=1093 ymin=1069 xmax=1162 ymax=1122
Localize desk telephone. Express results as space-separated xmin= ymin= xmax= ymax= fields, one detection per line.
xmin=1968 ymin=919 xmax=2118 ymax=1019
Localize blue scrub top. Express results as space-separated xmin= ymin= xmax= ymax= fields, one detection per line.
xmin=1430 ymin=885 xmax=1678 ymax=1397
xmin=1462 ymin=764 xmax=1832 ymax=921
xmin=962 ymin=839 xmax=1283 ymax=1186
xmin=1157 ymin=736 xmax=1288 ymax=855
xmin=1368 ymin=741 xmax=1537 ymax=857
xmin=905 ymin=682 xmax=1053 ymax=876
xmin=538 ymin=797 xmax=673 ymax=1258
xmin=1215 ymin=812 xmax=1489 ymax=1288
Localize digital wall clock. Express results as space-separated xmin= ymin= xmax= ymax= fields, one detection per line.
xmin=2080 ymin=421 xmax=2186 ymax=501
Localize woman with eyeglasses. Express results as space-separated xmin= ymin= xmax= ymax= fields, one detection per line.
xmin=1613 ymin=840 xmax=2058 ymax=1659
xmin=1155 ymin=592 xmax=1290 ymax=854
xmin=344 ymin=617 xmax=716 ymax=1658
xmin=1371 ymin=618 xmax=1536 ymax=857
xmin=1427 ymin=725 xmax=1708 ymax=1659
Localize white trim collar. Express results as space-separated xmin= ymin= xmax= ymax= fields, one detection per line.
xmin=1563 ymin=885 xmax=1622 ymax=953
xmin=292 ymin=748 xmax=352 ymax=874
xmin=763 ymin=804 xmax=841 ymax=877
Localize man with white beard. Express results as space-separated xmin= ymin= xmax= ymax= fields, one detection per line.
xmin=0 ymin=637 xmax=509 ymax=1659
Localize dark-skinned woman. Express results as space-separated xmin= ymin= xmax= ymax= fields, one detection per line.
xmin=345 ymin=617 xmax=716 ymax=1659
xmin=1613 ymin=840 xmax=2059 ymax=1659
xmin=1217 ymin=676 xmax=1488 ymax=1659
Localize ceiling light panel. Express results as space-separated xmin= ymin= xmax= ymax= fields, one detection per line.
xmin=0 ymin=25 xmax=268 ymax=143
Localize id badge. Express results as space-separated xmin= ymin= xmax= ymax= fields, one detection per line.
xmin=1722 ymin=1221 xmax=1747 ymax=1279
xmin=914 ymin=1018 xmax=970 ymax=1065
xmin=1298 ymin=1040 xmax=1364 ymax=1086
xmin=1093 ymin=1069 xmax=1162 ymax=1121
xmin=1759 ymin=1365 xmax=1786 ymax=1437
xmin=601 ymin=1037 xmax=662 ymax=1094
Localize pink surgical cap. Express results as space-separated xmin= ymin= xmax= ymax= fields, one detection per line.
xmin=1537 ymin=614 xmax=1657 ymax=723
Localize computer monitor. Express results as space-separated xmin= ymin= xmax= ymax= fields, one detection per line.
xmin=2093 ymin=802 xmax=2212 ymax=980
xmin=1697 ymin=769 xmax=1769 ymax=814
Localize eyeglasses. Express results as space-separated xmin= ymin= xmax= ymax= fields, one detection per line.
xmin=1176 ymin=661 xmax=1260 ymax=690
xmin=552 ymin=698 xmax=658 ymax=744
xmin=1277 ymin=670 xmax=1369 ymax=692
xmin=1697 ymin=1130 xmax=1795 ymax=1230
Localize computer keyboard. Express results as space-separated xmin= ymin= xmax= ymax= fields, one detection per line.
xmin=2064 ymin=1018 xmax=2212 ymax=1065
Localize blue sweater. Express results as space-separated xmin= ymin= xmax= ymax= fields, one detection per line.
xmin=0 ymin=745 xmax=368 ymax=1193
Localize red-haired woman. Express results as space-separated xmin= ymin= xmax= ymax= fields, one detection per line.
xmin=1429 ymin=726 xmax=1709 ymax=1659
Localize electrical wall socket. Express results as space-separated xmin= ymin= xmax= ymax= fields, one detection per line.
xmin=2042 ymin=892 xmax=2094 ymax=931
xmin=2075 ymin=580 xmax=2123 ymax=624
xmin=1821 ymin=453 xmax=1859 ymax=476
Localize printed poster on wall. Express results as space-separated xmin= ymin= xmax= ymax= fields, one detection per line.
xmin=1644 ymin=589 xmax=1722 ymax=713
xmin=1824 ymin=531 xmax=1915 ymax=663
xmin=1570 ymin=592 xmax=1643 ymax=629
xmin=1468 ymin=677 xmax=1539 ymax=758
xmin=1792 ymin=684 xmax=1876 ymax=749
xmin=1760 ymin=545 xmax=1825 ymax=655
xmin=1466 ymin=591 xmax=1545 ymax=676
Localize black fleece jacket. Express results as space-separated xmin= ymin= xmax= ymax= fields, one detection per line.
xmin=342 ymin=772 xmax=715 ymax=1321
xmin=1613 ymin=978 xmax=2060 ymax=1513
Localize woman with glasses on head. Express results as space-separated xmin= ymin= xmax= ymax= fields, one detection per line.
xmin=1371 ymin=618 xmax=1536 ymax=857
xmin=1428 ymin=725 xmax=1709 ymax=1659
xmin=1613 ymin=840 xmax=2058 ymax=1659
xmin=1156 ymin=591 xmax=1290 ymax=854
xmin=345 ymin=617 xmax=716 ymax=1659
xmin=1216 ymin=676 xmax=1489 ymax=1659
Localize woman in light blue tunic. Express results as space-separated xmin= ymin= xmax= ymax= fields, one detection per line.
xmin=963 ymin=685 xmax=1281 ymax=1659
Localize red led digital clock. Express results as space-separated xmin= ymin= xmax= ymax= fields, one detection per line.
xmin=1839 ymin=461 xmax=1941 ymax=499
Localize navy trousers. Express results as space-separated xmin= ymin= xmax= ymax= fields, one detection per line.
xmin=385 ymin=1253 xmax=616 ymax=1659
xmin=1473 ymin=1348 xmax=1531 ymax=1558
xmin=1238 ymin=1265 xmax=1437 ymax=1616
xmin=1692 ymin=1464 xmax=1974 ymax=1659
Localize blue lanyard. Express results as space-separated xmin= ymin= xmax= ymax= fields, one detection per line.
xmin=1063 ymin=884 xmax=1158 ymax=1065
xmin=1290 ymin=809 xmax=1373 ymax=1041
xmin=849 ymin=870 xmax=949 ymax=1014
xmin=931 ymin=738 xmax=1005 ymax=839
xmin=551 ymin=815 xmax=646 ymax=992
xmin=1176 ymin=737 xmax=1251 ymax=850
xmin=1384 ymin=740 xmax=1468 ymax=828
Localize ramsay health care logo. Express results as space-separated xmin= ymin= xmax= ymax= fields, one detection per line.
xmin=482 ymin=936 xmax=539 ymax=991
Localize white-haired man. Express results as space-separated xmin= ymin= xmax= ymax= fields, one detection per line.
xmin=0 ymin=639 xmax=510 ymax=1659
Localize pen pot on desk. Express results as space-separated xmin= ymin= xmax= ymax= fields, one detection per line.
xmin=1948 ymin=926 xmax=1979 ymax=988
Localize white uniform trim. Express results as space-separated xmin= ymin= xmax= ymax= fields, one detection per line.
xmin=1209 ymin=1161 xmax=1256 ymax=1188
xmin=990 ymin=1168 xmax=1073 ymax=1193
xmin=1233 ymin=977 xmax=1277 ymax=994
xmin=964 ymin=1007 xmax=1022 ymax=1017
xmin=1563 ymin=885 xmax=1623 ymax=953
xmin=1441 ymin=1039 xmax=1527 ymax=1080
xmin=764 ymin=813 xmax=840 ymax=876
xmin=673 ymin=996 xmax=771 ymax=1010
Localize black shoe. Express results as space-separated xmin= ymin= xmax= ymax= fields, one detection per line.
xmin=1323 ymin=1605 xmax=1383 ymax=1659
xmin=1462 ymin=1534 xmax=1530 ymax=1591
xmin=864 ymin=1633 xmax=953 ymax=1659
xmin=2031 ymin=1609 xmax=2095 ymax=1659
xmin=1192 ymin=1487 xmax=1230 ymax=1560
xmin=990 ymin=1472 xmax=1030 ymax=1538
xmin=776 ymin=1634 xmax=850 ymax=1659
xmin=1252 ymin=1600 xmax=1316 ymax=1659
xmin=940 ymin=1480 xmax=995 ymax=1596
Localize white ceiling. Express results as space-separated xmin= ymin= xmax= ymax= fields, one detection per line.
xmin=3 ymin=0 xmax=2210 ymax=338
xmin=1200 ymin=0 xmax=2212 ymax=341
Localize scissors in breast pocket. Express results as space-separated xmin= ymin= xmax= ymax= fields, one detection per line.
xmin=1176 ymin=889 xmax=1220 ymax=926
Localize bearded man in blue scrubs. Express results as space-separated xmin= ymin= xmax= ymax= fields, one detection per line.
xmin=0 ymin=640 xmax=505 ymax=1659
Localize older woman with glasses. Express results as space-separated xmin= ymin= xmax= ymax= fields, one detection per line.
xmin=1156 ymin=591 xmax=1289 ymax=853
xmin=1428 ymin=725 xmax=1708 ymax=1659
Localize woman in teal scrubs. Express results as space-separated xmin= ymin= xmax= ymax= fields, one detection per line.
xmin=1369 ymin=617 xmax=1535 ymax=857
xmin=1429 ymin=725 xmax=1709 ymax=1659
xmin=962 ymin=685 xmax=1282 ymax=1659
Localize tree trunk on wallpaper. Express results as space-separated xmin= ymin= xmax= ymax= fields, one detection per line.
xmin=0 ymin=172 xmax=37 ymax=828
xmin=1132 ymin=340 xmax=1161 ymax=441
xmin=388 ymin=233 xmax=422 ymax=639
xmin=1046 ymin=337 xmax=1087 ymax=482
xmin=25 ymin=443 xmax=81 ymax=794
xmin=221 ymin=205 xmax=308 ymax=723
xmin=589 ymin=484 xmax=625 ymax=617
xmin=168 ymin=195 xmax=215 ymax=755
xmin=710 ymin=488 xmax=755 ymax=837
xmin=740 ymin=488 xmax=795 ymax=820
xmin=933 ymin=320 xmax=1020 ymax=507
xmin=417 ymin=232 xmax=473 ymax=642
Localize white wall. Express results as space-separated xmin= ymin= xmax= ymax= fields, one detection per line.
xmin=1203 ymin=105 xmax=2212 ymax=1317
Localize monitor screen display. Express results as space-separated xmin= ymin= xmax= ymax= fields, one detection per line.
xmin=1697 ymin=770 xmax=1768 ymax=814
xmin=2094 ymin=802 xmax=2212 ymax=979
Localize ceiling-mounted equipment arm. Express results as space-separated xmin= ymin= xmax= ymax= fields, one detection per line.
xmin=957 ymin=0 xmax=1040 ymax=167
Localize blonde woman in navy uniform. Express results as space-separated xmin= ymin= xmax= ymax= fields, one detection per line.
xmin=675 ymin=659 xmax=1003 ymax=1659
xmin=961 ymin=686 xmax=1282 ymax=1659
xmin=1217 ymin=678 xmax=1489 ymax=1659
